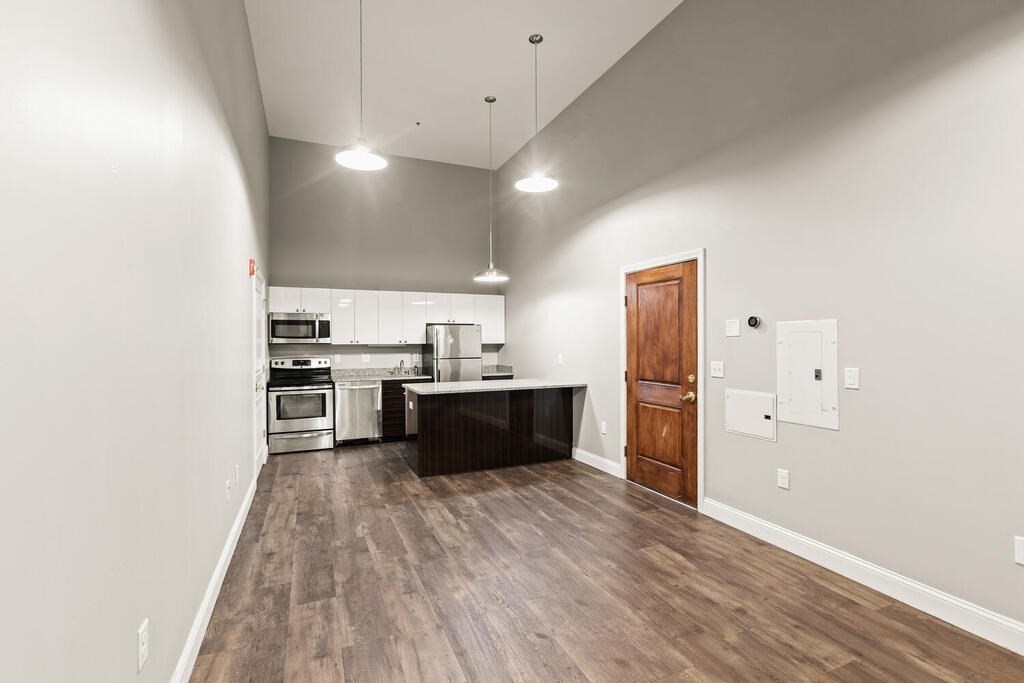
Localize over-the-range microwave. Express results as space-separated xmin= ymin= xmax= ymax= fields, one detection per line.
xmin=268 ymin=312 xmax=331 ymax=344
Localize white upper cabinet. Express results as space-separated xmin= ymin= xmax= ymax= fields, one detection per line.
xmin=424 ymin=293 xmax=451 ymax=324
xmin=272 ymin=286 xmax=504 ymax=345
xmin=268 ymin=286 xmax=332 ymax=314
xmin=451 ymin=294 xmax=476 ymax=323
xmin=302 ymin=288 xmax=332 ymax=314
xmin=475 ymin=294 xmax=506 ymax=344
xmin=268 ymin=286 xmax=301 ymax=313
xmin=331 ymin=289 xmax=355 ymax=344
xmin=333 ymin=289 xmax=379 ymax=344
xmin=378 ymin=291 xmax=404 ymax=344
xmin=353 ymin=290 xmax=379 ymax=345
xmin=403 ymin=292 xmax=427 ymax=344
xmin=424 ymin=292 xmax=475 ymax=324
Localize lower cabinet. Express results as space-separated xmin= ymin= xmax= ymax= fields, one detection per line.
xmin=382 ymin=378 xmax=432 ymax=439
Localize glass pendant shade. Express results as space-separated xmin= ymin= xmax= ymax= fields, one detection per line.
xmin=473 ymin=264 xmax=510 ymax=283
xmin=514 ymin=174 xmax=558 ymax=193
xmin=335 ymin=139 xmax=387 ymax=171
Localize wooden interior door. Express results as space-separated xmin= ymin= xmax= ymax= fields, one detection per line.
xmin=626 ymin=260 xmax=698 ymax=506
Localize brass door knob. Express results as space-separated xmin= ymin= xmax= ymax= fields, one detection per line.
xmin=681 ymin=391 xmax=697 ymax=404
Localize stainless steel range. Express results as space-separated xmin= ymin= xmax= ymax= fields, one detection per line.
xmin=267 ymin=356 xmax=334 ymax=454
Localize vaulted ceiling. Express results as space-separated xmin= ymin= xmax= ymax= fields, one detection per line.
xmin=244 ymin=0 xmax=682 ymax=169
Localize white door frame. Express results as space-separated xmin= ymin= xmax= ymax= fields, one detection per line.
xmin=253 ymin=267 xmax=268 ymax=468
xmin=619 ymin=248 xmax=706 ymax=511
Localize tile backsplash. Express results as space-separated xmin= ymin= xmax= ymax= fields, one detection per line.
xmin=269 ymin=344 xmax=501 ymax=370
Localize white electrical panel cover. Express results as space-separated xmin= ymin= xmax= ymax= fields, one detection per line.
xmin=777 ymin=319 xmax=839 ymax=430
xmin=725 ymin=389 xmax=777 ymax=441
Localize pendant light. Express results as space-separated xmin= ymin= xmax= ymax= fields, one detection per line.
xmin=515 ymin=34 xmax=558 ymax=193
xmin=474 ymin=96 xmax=510 ymax=284
xmin=335 ymin=0 xmax=387 ymax=171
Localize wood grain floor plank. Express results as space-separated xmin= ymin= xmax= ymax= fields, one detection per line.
xmin=193 ymin=444 xmax=1023 ymax=682
xmin=284 ymin=598 xmax=345 ymax=682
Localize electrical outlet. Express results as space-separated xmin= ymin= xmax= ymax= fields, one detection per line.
xmin=361 ymin=353 xmax=371 ymax=363
xmin=1015 ymin=536 xmax=1024 ymax=566
xmin=844 ymin=367 xmax=860 ymax=389
xmin=557 ymin=353 xmax=564 ymax=366
xmin=777 ymin=468 xmax=790 ymax=490
xmin=412 ymin=353 xmax=421 ymax=362
xmin=137 ymin=619 xmax=149 ymax=672
xmin=234 ymin=464 xmax=240 ymax=485
xmin=600 ymin=421 xmax=607 ymax=435
xmin=225 ymin=479 xmax=231 ymax=502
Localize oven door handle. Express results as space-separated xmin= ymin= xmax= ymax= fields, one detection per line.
xmin=274 ymin=431 xmax=329 ymax=439
xmin=269 ymin=386 xmax=333 ymax=394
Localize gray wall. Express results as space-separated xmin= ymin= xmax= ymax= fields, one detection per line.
xmin=496 ymin=0 xmax=1024 ymax=625
xmin=0 ymin=1 xmax=268 ymax=680
xmin=270 ymin=137 xmax=499 ymax=293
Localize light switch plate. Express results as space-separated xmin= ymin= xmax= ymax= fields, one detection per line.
xmin=600 ymin=421 xmax=607 ymax=435
xmin=844 ymin=367 xmax=860 ymax=389
xmin=1015 ymin=536 xmax=1024 ymax=566
xmin=710 ymin=361 xmax=724 ymax=378
xmin=725 ymin=319 xmax=741 ymax=337
xmin=777 ymin=468 xmax=790 ymax=490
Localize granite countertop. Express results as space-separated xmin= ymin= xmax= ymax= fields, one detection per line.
xmin=404 ymin=379 xmax=586 ymax=396
xmin=332 ymin=364 xmax=514 ymax=383
xmin=333 ymin=373 xmax=431 ymax=382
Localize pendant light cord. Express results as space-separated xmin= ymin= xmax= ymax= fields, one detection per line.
xmin=533 ymin=40 xmax=539 ymax=135
xmin=488 ymin=99 xmax=494 ymax=266
xmin=358 ymin=0 xmax=364 ymax=138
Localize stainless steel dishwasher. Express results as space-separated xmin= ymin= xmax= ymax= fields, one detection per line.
xmin=334 ymin=380 xmax=382 ymax=442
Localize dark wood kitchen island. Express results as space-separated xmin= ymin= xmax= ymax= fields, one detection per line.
xmin=402 ymin=379 xmax=586 ymax=476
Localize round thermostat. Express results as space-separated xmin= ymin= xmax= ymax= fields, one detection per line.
xmin=747 ymin=316 xmax=761 ymax=329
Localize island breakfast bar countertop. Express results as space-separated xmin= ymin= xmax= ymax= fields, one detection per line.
xmin=403 ymin=380 xmax=586 ymax=476
xmin=403 ymin=379 xmax=586 ymax=395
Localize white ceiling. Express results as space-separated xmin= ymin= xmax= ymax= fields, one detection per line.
xmin=244 ymin=0 xmax=682 ymax=169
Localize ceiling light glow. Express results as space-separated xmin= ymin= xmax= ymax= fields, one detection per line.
xmin=514 ymin=175 xmax=559 ymax=193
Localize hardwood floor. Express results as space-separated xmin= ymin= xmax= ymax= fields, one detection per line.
xmin=192 ymin=443 xmax=1023 ymax=682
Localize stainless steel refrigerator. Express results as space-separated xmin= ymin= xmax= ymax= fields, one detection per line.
xmin=424 ymin=323 xmax=482 ymax=382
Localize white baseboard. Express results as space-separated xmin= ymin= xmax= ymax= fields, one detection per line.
xmin=573 ymin=447 xmax=625 ymax=478
xmin=171 ymin=469 xmax=261 ymax=682
xmin=702 ymin=498 xmax=1024 ymax=656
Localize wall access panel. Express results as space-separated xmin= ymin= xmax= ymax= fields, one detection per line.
xmin=725 ymin=389 xmax=777 ymax=441
xmin=776 ymin=319 xmax=839 ymax=430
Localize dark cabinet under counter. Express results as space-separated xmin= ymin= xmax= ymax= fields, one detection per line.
xmin=381 ymin=376 xmax=432 ymax=440
xmin=403 ymin=380 xmax=585 ymax=477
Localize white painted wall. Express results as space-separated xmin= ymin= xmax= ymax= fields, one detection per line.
xmin=497 ymin=0 xmax=1024 ymax=627
xmin=0 ymin=1 xmax=268 ymax=680
xmin=269 ymin=136 xmax=500 ymax=294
